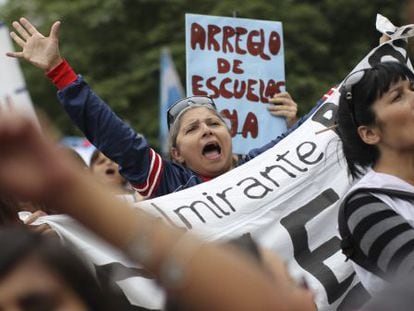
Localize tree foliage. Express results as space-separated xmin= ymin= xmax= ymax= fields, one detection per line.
xmin=0 ymin=0 xmax=405 ymax=148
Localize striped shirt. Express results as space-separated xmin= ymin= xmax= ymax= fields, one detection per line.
xmin=345 ymin=192 xmax=414 ymax=281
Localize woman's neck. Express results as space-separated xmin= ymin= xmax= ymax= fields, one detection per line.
xmin=374 ymin=150 xmax=414 ymax=186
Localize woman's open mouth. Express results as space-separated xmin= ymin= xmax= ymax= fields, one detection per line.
xmin=202 ymin=142 xmax=222 ymax=160
xmin=105 ymin=168 xmax=115 ymax=175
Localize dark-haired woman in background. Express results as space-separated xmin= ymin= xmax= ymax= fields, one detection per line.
xmin=337 ymin=61 xmax=414 ymax=294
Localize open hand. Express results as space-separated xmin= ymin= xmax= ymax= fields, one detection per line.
xmin=7 ymin=17 xmax=63 ymax=71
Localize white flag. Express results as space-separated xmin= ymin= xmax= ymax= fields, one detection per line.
xmin=0 ymin=21 xmax=36 ymax=118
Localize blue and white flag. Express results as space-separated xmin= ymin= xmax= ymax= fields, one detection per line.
xmin=159 ymin=48 xmax=184 ymax=157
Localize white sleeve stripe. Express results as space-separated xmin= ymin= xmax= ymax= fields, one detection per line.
xmin=142 ymin=152 xmax=163 ymax=198
xmin=133 ymin=149 xmax=155 ymax=191
xmin=133 ymin=149 xmax=162 ymax=193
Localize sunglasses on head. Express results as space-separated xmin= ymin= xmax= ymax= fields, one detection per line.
xmin=167 ymin=96 xmax=217 ymax=130
xmin=341 ymin=69 xmax=368 ymax=127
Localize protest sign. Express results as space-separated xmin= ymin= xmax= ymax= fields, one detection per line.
xmin=185 ymin=14 xmax=286 ymax=154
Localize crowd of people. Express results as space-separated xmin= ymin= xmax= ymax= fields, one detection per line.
xmin=0 ymin=14 xmax=414 ymax=310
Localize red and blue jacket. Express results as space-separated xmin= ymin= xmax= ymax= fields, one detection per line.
xmin=48 ymin=60 xmax=319 ymax=199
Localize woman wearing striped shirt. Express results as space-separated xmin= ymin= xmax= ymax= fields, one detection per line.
xmin=336 ymin=61 xmax=414 ymax=294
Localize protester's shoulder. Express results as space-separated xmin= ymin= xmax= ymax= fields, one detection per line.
xmin=344 ymin=170 xmax=379 ymax=197
xmin=344 ymin=169 xmax=413 ymax=202
xmin=341 ymin=171 xmax=398 ymax=223
xmin=157 ymin=159 xmax=204 ymax=194
xmin=162 ymin=159 xmax=203 ymax=181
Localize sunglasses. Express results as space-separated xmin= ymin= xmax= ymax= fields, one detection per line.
xmin=341 ymin=69 xmax=367 ymax=126
xmin=167 ymin=96 xmax=217 ymax=130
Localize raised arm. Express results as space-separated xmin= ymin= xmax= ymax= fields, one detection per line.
xmin=6 ymin=18 xmax=176 ymax=198
xmin=0 ymin=113 xmax=315 ymax=311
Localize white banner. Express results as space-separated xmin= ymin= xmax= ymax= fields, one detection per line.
xmin=36 ymin=14 xmax=414 ymax=310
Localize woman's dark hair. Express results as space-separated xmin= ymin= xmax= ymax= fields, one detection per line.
xmin=0 ymin=227 xmax=118 ymax=310
xmin=336 ymin=61 xmax=414 ymax=179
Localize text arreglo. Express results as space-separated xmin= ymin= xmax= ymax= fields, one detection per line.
xmin=190 ymin=22 xmax=285 ymax=139
xmin=190 ymin=23 xmax=282 ymax=59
